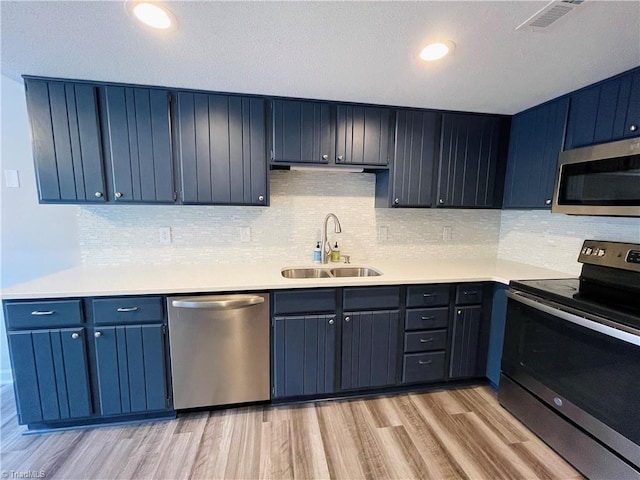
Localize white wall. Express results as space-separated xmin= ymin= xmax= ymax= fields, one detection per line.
xmin=0 ymin=74 xmax=81 ymax=383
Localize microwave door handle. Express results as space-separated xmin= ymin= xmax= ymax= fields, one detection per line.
xmin=506 ymin=290 xmax=640 ymax=346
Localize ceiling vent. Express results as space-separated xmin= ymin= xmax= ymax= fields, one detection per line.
xmin=517 ymin=0 xmax=585 ymax=30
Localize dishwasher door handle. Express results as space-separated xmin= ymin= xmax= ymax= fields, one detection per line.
xmin=171 ymin=295 xmax=265 ymax=310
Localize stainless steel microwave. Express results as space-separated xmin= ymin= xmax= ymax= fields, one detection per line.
xmin=552 ymin=137 xmax=640 ymax=217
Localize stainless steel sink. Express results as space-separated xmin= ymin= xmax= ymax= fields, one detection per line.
xmin=281 ymin=268 xmax=332 ymax=279
xmin=281 ymin=266 xmax=382 ymax=279
xmin=330 ymin=267 xmax=382 ymax=277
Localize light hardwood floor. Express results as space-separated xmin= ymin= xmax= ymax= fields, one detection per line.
xmin=0 ymin=383 xmax=581 ymax=479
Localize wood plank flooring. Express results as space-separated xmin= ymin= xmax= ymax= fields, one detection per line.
xmin=0 ymin=383 xmax=581 ymax=479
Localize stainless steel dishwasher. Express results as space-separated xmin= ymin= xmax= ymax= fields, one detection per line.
xmin=167 ymin=293 xmax=270 ymax=409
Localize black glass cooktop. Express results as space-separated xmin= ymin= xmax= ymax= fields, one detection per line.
xmin=510 ymin=278 xmax=640 ymax=331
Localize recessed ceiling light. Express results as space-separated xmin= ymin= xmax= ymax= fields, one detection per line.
xmin=127 ymin=1 xmax=177 ymax=30
xmin=419 ymin=41 xmax=456 ymax=61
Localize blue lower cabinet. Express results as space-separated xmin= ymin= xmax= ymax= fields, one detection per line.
xmin=94 ymin=324 xmax=169 ymax=415
xmin=273 ymin=315 xmax=336 ymax=398
xmin=341 ymin=310 xmax=400 ymax=390
xmin=449 ymin=306 xmax=482 ymax=379
xmin=8 ymin=328 xmax=91 ymax=424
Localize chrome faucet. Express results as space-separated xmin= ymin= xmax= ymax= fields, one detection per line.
xmin=321 ymin=213 xmax=342 ymax=264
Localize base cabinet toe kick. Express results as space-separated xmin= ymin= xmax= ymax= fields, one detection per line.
xmin=4 ymin=282 xmax=495 ymax=430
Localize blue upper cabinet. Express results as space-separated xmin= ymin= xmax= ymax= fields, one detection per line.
xmin=565 ymin=68 xmax=640 ymax=150
xmin=503 ymin=96 xmax=569 ymax=209
xmin=101 ymin=86 xmax=175 ymax=203
xmin=437 ymin=113 xmax=508 ymax=208
xmin=176 ymin=92 xmax=267 ymax=206
xmin=336 ymin=105 xmax=392 ymax=166
xmin=271 ymin=100 xmax=333 ymax=164
xmin=24 ymin=79 xmax=106 ymax=203
xmin=389 ymin=109 xmax=440 ymax=207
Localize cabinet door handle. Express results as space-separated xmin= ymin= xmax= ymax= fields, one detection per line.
xmin=117 ymin=307 xmax=138 ymax=312
xmin=71 ymin=333 xmax=79 ymax=339
xmin=31 ymin=310 xmax=55 ymax=316
xmin=94 ymin=192 xmax=103 ymax=198
xmin=421 ymin=316 xmax=435 ymax=321
xmin=418 ymin=360 xmax=433 ymax=365
xmin=94 ymin=331 xmax=102 ymax=338
xmin=545 ymin=199 xmax=552 ymax=205
xmin=322 ymin=154 xmax=329 ymax=160
xmin=115 ymin=192 xmax=123 ymax=198
xmin=630 ymin=124 xmax=638 ymax=132
xmin=457 ymin=310 xmax=462 ymax=315
xmin=344 ymin=316 xmax=350 ymax=323
xmin=394 ymin=198 xmax=400 ymax=205
xmin=258 ymin=195 xmax=265 ymax=202
xmin=419 ymin=338 xmax=434 ymax=343
xmin=337 ymin=155 xmax=344 ymax=161
xmin=328 ymin=318 xmax=334 ymax=325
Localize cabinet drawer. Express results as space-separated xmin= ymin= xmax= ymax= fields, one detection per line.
xmin=455 ymin=284 xmax=484 ymax=305
xmin=272 ymin=289 xmax=337 ymax=315
xmin=405 ymin=307 xmax=449 ymax=331
xmin=4 ymin=300 xmax=83 ymax=329
xmin=404 ymin=330 xmax=447 ymax=353
xmin=406 ymin=285 xmax=450 ymax=308
xmin=343 ymin=287 xmax=400 ymax=310
xmin=403 ymin=352 xmax=445 ymax=383
xmin=92 ymin=296 xmax=164 ymax=325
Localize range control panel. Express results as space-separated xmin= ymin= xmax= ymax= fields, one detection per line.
xmin=579 ymin=240 xmax=640 ymax=272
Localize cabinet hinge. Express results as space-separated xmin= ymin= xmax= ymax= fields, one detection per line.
xmin=270 ymin=150 xmax=274 ymax=161
xmin=173 ymin=191 xmax=177 ymax=201
xmin=271 ymin=387 xmax=275 ymax=396
xmin=162 ymin=324 xmax=167 ymax=335
xmin=166 ymin=395 xmax=172 ymax=408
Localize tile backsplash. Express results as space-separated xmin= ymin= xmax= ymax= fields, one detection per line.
xmin=78 ymin=171 xmax=639 ymax=272
xmin=79 ymin=171 xmax=502 ymax=266
xmin=498 ymin=210 xmax=640 ymax=274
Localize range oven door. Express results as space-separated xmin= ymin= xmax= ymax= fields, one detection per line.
xmin=502 ymin=290 xmax=640 ymax=469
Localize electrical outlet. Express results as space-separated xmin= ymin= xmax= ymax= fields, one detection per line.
xmin=378 ymin=225 xmax=389 ymax=241
xmin=159 ymin=227 xmax=171 ymax=245
xmin=442 ymin=226 xmax=453 ymax=242
xmin=239 ymin=226 xmax=251 ymax=243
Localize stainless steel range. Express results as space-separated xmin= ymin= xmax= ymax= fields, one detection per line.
xmin=500 ymin=240 xmax=640 ymax=480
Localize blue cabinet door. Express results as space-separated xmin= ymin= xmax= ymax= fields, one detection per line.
xmin=273 ymin=315 xmax=336 ymax=398
xmin=503 ymin=96 xmax=569 ymax=209
xmin=449 ymin=306 xmax=482 ymax=379
xmin=102 ymin=86 xmax=174 ymax=203
xmin=272 ymin=100 xmax=333 ymax=164
xmin=390 ymin=109 xmax=439 ymax=207
xmin=8 ymin=328 xmax=91 ymax=425
xmin=565 ymin=68 xmax=640 ymax=149
xmin=341 ymin=310 xmax=400 ymax=390
xmin=24 ymin=79 xmax=106 ymax=203
xmin=177 ymin=93 xmax=267 ymax=205
xmin=438 ymin=113 xmax=507 ymax=207
xmin=336 ymin=105 xmax=391 ymax=166
xmin=94 ymin=324 xmax=168 ymax=415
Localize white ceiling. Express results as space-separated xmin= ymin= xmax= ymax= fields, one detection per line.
xmin=1 ymin=1 xmax=639 ymax=115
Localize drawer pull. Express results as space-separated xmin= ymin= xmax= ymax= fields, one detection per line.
xmin=419 ymin=338 xmax=434 ymax=343
xmin=117 ymin=307 xmax=139 ymax=312
xmin=421 ymin=316 xmax=435 ymax=321
xmin=31 ymin=310 xmax=55 ymax=316
xmin=418 ymin=360 xmax=433 ymax=365
xmin=422 ymin=294 xmax=435 ymax=297
xmin=463 ymin=291 xmax=477 ymax=295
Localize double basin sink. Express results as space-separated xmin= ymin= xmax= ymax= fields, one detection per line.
xmin=281 ymin=266 xmax=382 ymax=279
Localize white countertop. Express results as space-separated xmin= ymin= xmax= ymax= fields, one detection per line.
xmin=0 ymin=259 xmax=574 ymax=300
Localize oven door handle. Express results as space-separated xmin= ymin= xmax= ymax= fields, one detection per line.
xmin=507 ymin=290 xmax=640 ymax=346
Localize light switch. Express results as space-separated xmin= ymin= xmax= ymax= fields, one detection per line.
xmin=4 ymin=170 xmax=19 ymax=188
